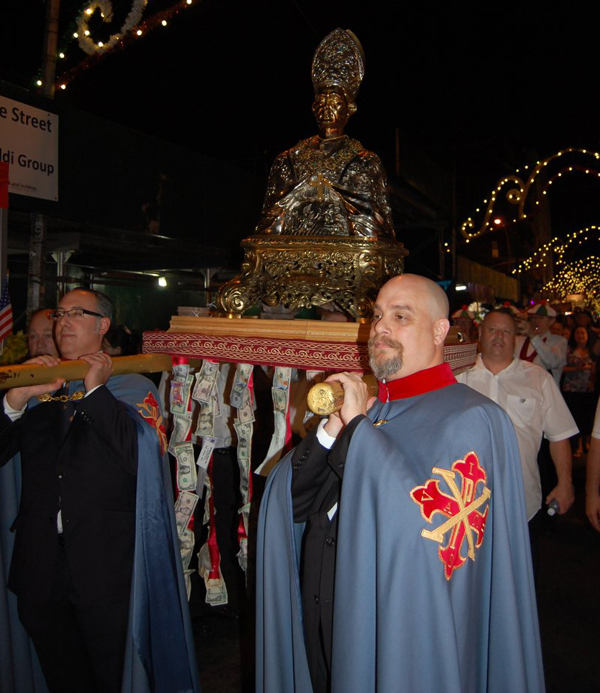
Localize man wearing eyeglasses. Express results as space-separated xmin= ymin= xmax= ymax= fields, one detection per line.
xmin=0 ymin=289 xmax=198 ymax=692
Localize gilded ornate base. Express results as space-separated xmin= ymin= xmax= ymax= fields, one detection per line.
xmin=215 ymin=235 xmax=407 ymax=318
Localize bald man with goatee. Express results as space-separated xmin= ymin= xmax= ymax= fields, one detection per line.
xmin=257 ymin=274 xmax=544 ymax=693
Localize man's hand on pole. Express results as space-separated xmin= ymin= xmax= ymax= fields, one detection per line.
xmin=323 ymin=372 xmax=376 ymax=439
xmin=5 ymin=355 xmax=65 ymax=411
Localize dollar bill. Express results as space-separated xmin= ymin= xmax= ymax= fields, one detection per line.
xmin=234 ymin=421 xmax=253 ymax=510
xmin=171 ymin=364 xmax=193 ymax=415
xmin=271 ymin=387 xmax=288 ymax=412
xmin=197 ymin=541 xmax=229 ymax=606
xmin=174 ymin=490 xmax=199 ymax=536
xmin=234 ymin=422 xmax=252 ymax=463
xmin=273 ymin=366 xmax=291 ymax=391
xmin=202 ymin=481 xmax=211 ymax=525
xmin=213 ymin=390 xmax=221 ymax=418
xmin=237 ymin=502 xmax=250 ymax=574
xmin=174 ymin=441 xmax=197 ymax=492
xmin=237 ymin=399 xmax=255 ymax=424
xmin=205 ymin=577 xmax=228 ymax=606
xmin=192 ymin=360 xmax=220 ymax=404
xmin=237 ymin=539 xmax=248 ymax=573
xmin=170 ymin=379 xmax=186 ymax=411
xmin=170 ymin=376 xmax=194 ymax=415
xmin=174 ymin=363 xmax=190 ymax=378
xmin=168 ymin=412 xmax=192 ymax=454
xmin=230 ymin=364 xmax=253 ymax=409
xmin=179 ymin=527 xmax=195 ymax=570
xmin=195 ymin=399 xmax=215 ymax=438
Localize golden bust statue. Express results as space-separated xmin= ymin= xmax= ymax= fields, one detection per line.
xmin=256 ymin=29 xmax=395 ymax=239
xmin=216 ymin=29 xmax=405 ymax=318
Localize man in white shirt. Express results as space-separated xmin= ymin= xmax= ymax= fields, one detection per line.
xmin=515 ymin=301 xmax=567 ymax=384
xmin=458 ymin=310 xmax=577 ymax=526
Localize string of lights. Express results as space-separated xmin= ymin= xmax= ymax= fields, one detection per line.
xmin=512 ymin=225 xmax=600 ymax=275
xmin=34 ymin=0 xmax=200 ymax=92
xmin=541 ymin=257 xmax=600 ymax=313
xmin=76 ymin=0 xmax=148 ymax=56
xmin=460 ymin=148 xmax=600 ymax=241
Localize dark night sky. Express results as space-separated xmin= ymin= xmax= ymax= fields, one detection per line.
xmin=2 ymin=1 xmax=600 ymax=236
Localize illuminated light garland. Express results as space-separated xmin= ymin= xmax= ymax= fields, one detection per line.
xmin=77 ymin=0 xmax=147 ymax=55
xmin=44 ymin=0 xmax=200 ymax=91
xmin=541 ymin=257 xmax=600 ymax=313
xmin=512 ymin=225 xmax=600 ymax=275
xmin=460 ymin=148 xmax=600 ymax=240
xmin=76 ymin=0 xmax=126 ymax=55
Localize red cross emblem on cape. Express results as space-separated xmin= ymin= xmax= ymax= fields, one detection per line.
xmin=410 ymin=452 xmax=490 ymax=580
xmin=136 ymin=391 xmax=168 ymax=456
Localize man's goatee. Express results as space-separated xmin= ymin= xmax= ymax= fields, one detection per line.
xmin=368 ymin=336 xmax=403 ymax=380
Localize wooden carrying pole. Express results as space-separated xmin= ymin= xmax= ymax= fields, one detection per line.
xmin=0 ymin=353 xmax=176 ymax=390
xmin=2 ymin=354 xmax=381 ymax=416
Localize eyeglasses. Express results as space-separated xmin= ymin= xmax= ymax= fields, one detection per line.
xmin=48 ymin=308 xmax=104 ymax=320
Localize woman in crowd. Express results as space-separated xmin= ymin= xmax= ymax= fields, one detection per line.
xmin=562 ymin=326 xmax=596 ymax=456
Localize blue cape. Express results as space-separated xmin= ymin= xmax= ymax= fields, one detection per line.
xmin=256 ymin=458 xmax=312 ymax=692
xmin=121 ymin=401 xmax=201 ymax=693
xmin=257 ymin=383 xmax=545 ymax=693
xmin=0 ymin=375 xmax=200 ymax=693
xmin=0 ymin=452 xmax=48 ymax=693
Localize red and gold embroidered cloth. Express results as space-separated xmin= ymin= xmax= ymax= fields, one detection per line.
xmin=143 ymin=322 xmax=476 ymax=373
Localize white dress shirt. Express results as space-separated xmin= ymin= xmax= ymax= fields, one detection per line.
xmin=514 ymin=332 xmax=568 ymax=384
xmin=457 ymin=355 xmax=578 ymax=520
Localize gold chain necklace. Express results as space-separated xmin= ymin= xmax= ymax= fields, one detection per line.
xmin=37 ymin=391 xmax=84 ymax=403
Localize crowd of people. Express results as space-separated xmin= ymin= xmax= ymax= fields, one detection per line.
xmin=557 ymin=311 xmax=599 ymax=457
xmin=454 ymin=303 xmax=600 ymax=436
xmin=455 ymin=299 xmax=600 ymax=548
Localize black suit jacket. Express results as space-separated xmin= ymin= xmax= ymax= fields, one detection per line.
xmin=0 ymin=385 xmax=139 ymax=607
xmin=290 ymin=415 xmax=366 ymax=685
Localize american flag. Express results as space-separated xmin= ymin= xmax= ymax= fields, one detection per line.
xmin=0 ymin=278 xmax=13 ymax=341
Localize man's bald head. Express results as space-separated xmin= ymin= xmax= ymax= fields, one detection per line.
xmin=28 ymin=309 xmax=58 ymax=357
xmin=388 ymin=274 xmax=449 ymax=321
xmin=369 ymin=274 xmax=450 ymax=380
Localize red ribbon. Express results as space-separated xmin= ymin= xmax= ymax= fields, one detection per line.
xmin=207 ymin=455 xmax=221 ymax=579
xmin=204 ymin=358 xmax=226 ymax=578
xmin=519 ymin=337 xmax=537 ymax=363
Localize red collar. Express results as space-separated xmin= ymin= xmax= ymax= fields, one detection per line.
xmin=377 ymin=363 xmax=456 ymax=401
